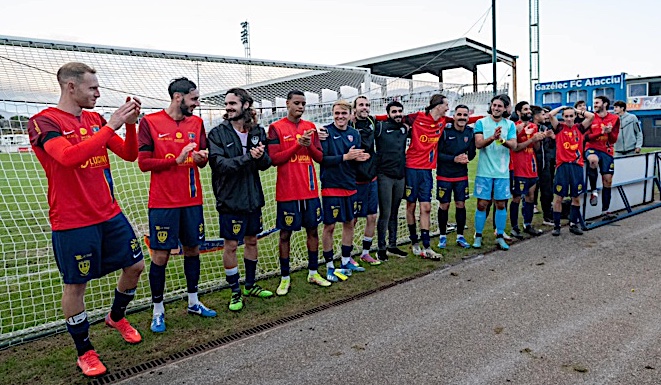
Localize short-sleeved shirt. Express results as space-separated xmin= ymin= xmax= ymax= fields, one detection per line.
xmin=586 ymin=113 xmax=620 ymax=156
xmin=555 ymin=123 xmax=585 ymax=167
xmin=404 ymin=111 xmax=448 ymax=170
xmin=511 ymin=122 xmax=539 ymax=178
xmin=474 ymin=116 xmax=517 ymax=179
xmin=28 ymin=108 xmax=122 ymax=230
xmin=138 ymin=110 xmax=207 ymax=209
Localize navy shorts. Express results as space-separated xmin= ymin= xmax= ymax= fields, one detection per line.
xmin=277 ymin=198 xmax=322 ymax=231
xmin=511 ymin=176 xmax=539 ymax=197
xmin=405 ymin=168 xmax=433 ymax=203
xmin=554 ymin=163 xmax=585 ymax=198
xmin=219 ymin=210 xmax=263 ymax=241
xmin=584 ymin=149 xmax=615 ymax=175
xmin=355 ymin=180 xmax=378 ymax=217
xmin=322 ymin=194 xmax=357 ymax=225
xmin=51 ymin=212 xmax=144 ymax=284
xmin=148 ymin=205 xmax=204 ymax=250
xmin=436 ymin=179 xmax=470 ymax=203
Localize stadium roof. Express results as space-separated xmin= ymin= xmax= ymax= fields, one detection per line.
xmin=342 ymin=37 xmax=518 ymax=78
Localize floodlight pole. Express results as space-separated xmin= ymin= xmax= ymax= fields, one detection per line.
xmin=492 ymin=0 xmax=497 ymax=96
xmin=240 ymin=21 xmax=251 ymax=85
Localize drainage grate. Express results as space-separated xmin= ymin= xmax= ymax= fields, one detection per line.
xmin=89 ymin=269 xmax=434 ymax=385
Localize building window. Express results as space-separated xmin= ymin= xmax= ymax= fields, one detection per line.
xmin=649 ymin=82 xmax=661 ymax=96
xmin=628 ymin=83 xmax=648 ymax=97
xmin=594 ymin=87 xmax=615 ymax=102
xmin=567 ymin=90 xmax=587 ymax=104
xmin=542 ymin=92 xmax=562 ymax=104
xmin=654 ymin=119 xmax=661 ymax=127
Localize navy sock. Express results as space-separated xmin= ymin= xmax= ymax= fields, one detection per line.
xmin=569 ymin=204 xmax=576 ymax=224
xmin=510 ymin=201 xmax=520 ymax=229
xmin=307 ymin=250 xmax=319 ymax=271
xmin=408 ymin=223 xmax=418 ymax=244
xmin=110 ymin=287 xmax=136 ymax=322
xmin=244 ymin=258 xmax=257 ymax=289
xmin=572 ymin=205 xmax=584 ymax=226
xmin=149 ymin=262 xmax=166 ymax=304
xmin=492 ymin=203 xmax=497 ymax=229
xmin=421 ymin=229 xmax=430 ymax=248
xmin=522 ymin=201 xmax=534 ymax=226
xmin=66 ymin=311 xmax=93 ymax=356
xmin=341 ymin=244 xmax=352 ymax=259
xmin=226 ymin=269 xmax=240 ymax=293
xmin=362 ymin=237 xmax=372 ymax=252
xmin=323 ymin=250 xmax=334 ymax=264
xmin=438 ymin=208 xmax=448 ymax=236
xmin=183 ymin=255 xmax=200 ymax=294
xmin=588 ymin=168 xmax=598 ymax=191
xmin=456 ymin=207 xmax=466 ymax=236
xmin=553 ymin=211 xmax=562 ymax=229
xmin=279 ymin=257 xmax=290 ymax=277
xmin=602 ymin=187 xmax=612 ymax=212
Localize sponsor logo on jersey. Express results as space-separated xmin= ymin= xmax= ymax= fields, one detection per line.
xmin=79 ymin=128 xmax=88 ymax=136
xmin=251 ymin=136 xmax=259 ymax=145
xmin=92 ymin=125 xmax=100 ymax=133
xmin=158 ymin=133 xmax=170 ymax=138
xmin=80 ymin=155 xmax=109 ymax=169
xmin=63 ymin=129 xmax=75 ymax=136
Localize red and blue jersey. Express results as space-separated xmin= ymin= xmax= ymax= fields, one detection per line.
xmin=138 ymin=110 xmax=207 ymax=209
xmin=586 ymin=113 xmax=620 ymax=156
xmin=511 ymin=122 xmax=539 ymax=178
xmin=267 ymin=117 xmax=323 ymax=202
xmin=555 ymin=123 xmax=585 ymax=167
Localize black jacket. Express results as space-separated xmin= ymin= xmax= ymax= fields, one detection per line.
xmin=436 ymin=125 xmax=476 ymax=178
xmin=352 ymin=116 xmax=377 ymax=182
xmin=208 ymin=120 xmax=271 ymax=214
xmin=374 ymin=119 xmax=408 ymax=179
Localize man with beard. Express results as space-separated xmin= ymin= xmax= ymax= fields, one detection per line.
xmin=531 ymin=105 xmax=556 ymax=226
xmin=374 ymin=101 xmax=409 ymax=261
xmin=547 ymin=106 xmax=595 ymax=235
xmin=320 ymin=100 xmax=370 ymax=282
xmin=585 ymin=96 xmax=620 ymax=219
xmin=508 ymin=101 xmax=548 ymax=239
xmin=436 ymin=104 xmax=476 ymax=249
xmin=208 ymin=88 xmax=273 ymax=312
xmin=351 ymin=96 xmax=381 ymax=266
xmin=267 ymin=90 xmax=330 ymax=295
xmin=138 ymin=77 xmax=216 ymax=333
xmin=472 ymin=95 xmax=518 ymax=250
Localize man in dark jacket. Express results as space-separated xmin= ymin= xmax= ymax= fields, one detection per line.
xmin=208 ymin=88 xmax=273 ymax=313
xmin=351 ymin=96 xmax=380 ymax=266
xmin=374 ymin=101 xmax=409 ymax=261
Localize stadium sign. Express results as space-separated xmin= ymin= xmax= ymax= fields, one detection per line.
xmin=534 ymin=74 xmax=625 ymax=92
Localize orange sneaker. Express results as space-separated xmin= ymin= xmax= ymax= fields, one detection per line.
xmin=77 ymin=350 xmax=107 ymax=377
xmin=105 ymin=313 xmax=142 ymax=344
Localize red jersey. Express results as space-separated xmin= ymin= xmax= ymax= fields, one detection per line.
xmin=585 ymin=113 xmax=620 ymax=156
xmin=28 ymin=108 xmax=135 ymax=230
xmin=267 ymin=118 xmax=323 ymax=202
xmin=138 ymin=110 xmax=207 ymax=209
xmin=404 ymin=112 xmax=447 ymax=169
xmin=555 ymin=123 xmax=585 ymax=167
xmin=511 ymin=122 xmax=539 ymax=178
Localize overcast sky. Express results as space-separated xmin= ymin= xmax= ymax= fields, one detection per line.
xmin=1 ymin=0 xmax=659 ymax=101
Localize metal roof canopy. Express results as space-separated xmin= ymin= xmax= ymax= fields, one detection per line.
xmin=343 ymin=37 xmax=518 ymax=100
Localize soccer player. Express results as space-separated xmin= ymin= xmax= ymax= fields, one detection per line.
xmin=27 ymin=62 xmax=144 ymax=377
xmin=267 ymin=90 xmax=330 ymax=294
xmin=436 ymin=104 xmax=476 ymax=249
xmin=509 ymin=101 xmax=548 ymax=239
xmin=351 ymin=96 xmax=381 ymax=265
xmin=320 ymin=100 xmax=370 ymax=282
xmin=531 ymin=105 xmax=556 ymax=226
xmin=472 ymin=95 xmax=518 ymax=250
xmin=585 ymin=96 xmax=620 ymax=219
xmin=138 ymin=77 xmax=216 ymax=334
xmin=613 ymin=100 xmax=643 ymax=157
xmin=374 ymin=101 xmax=409 ymax=261
xmin=547 ymin=106 xmax=595 ymax=235
xmin=208 ymin=88 xmax=273 ymax=312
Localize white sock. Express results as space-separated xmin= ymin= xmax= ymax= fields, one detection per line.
xmin=362 ymin=249 xmax=369 ymax=255
xmin=281 ymin=275 xmax=290 ymax=280
xmin=153 ymin=301 xmax=164 ymax=315
xmin=326 ymin=261 xmax=334 ymax=270
xmin=188 ymin=292 xmax=198 ymax=307
xmin=308 ymin=270 xmax=317 ymax=276
xmin=341 ymin=256 xmax=351 ymax=265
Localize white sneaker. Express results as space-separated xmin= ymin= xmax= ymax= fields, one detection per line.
xmin=412 ymin=244 xmax=423 ymax=256
xmin=423 ymin=248 xmax=442 ymax=260
xmin=542 ymin=219 xmax=554 ymax=226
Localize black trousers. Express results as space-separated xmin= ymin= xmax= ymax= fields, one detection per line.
xmin=535 ymin=156 xmax=555 ymax=220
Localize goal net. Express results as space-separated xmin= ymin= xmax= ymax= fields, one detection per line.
xmin=0 ymin=35 xmax=505 ymax=346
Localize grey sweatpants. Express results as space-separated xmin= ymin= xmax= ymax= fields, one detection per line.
xmin=377 ymin=174 xmax=405 ymax=250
